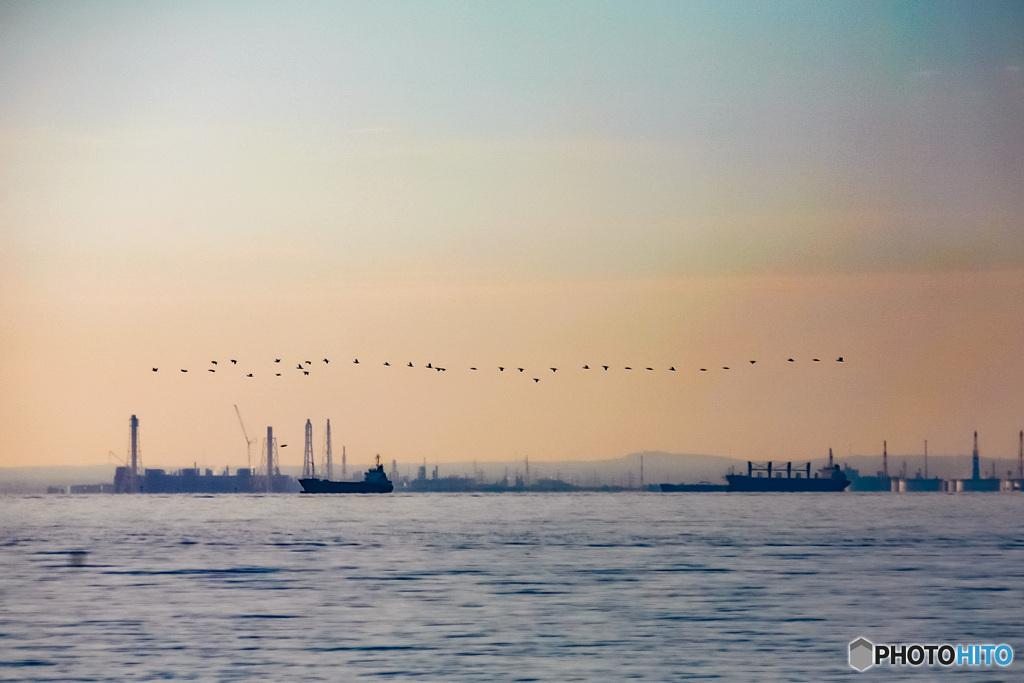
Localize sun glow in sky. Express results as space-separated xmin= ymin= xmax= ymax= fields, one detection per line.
xmin=2 ymin=1 xmax=1023 ymax=470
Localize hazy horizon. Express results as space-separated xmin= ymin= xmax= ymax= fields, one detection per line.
xmin=3 ymin=1 xmax=1023 ymax=469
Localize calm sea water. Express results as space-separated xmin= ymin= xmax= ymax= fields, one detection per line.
xmin=1 ymin=492 xmax=1022 ymax=681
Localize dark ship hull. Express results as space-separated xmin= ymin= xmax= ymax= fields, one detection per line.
xmin=298 ymin=478 xmax=393 ymax=494
xmin=725 ymin=475 xmax=849 ymax=492
xmin=660 ymin=483 xmax=728 ymax=492
xmin=299 ymin=458 xmax=394 ymax=494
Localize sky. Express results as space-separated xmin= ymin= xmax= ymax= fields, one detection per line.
xmin=2 ymin=0 xmax=1023 ymax=472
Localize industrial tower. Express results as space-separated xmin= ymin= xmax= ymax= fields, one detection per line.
xmin=262 ymin=426 xmax=278 ymax=492
xmin=114 ymin=414 xmax=142 ymax=493
xmin=129 ymin=414 xmax=139 ymax=491
xmin=322 ymin=419 xmax=333 ymax=480
xmin=302 ymin=419 xmax=315 ymax=479
xmin=972 ymin=431 xmax=980 ymax=480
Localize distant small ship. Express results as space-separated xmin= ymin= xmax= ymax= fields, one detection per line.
xmin=725 ymin=452 xmax=850 ymax=492
xmin=298 ymin=456 xmax=394 ymax=494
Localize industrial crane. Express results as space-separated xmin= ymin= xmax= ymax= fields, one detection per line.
xmin=234 ymin=405 xmax=257 ymax=470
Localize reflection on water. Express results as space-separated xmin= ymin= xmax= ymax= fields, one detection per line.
xmin=1 ymin=493 xmax=1022 ymax=680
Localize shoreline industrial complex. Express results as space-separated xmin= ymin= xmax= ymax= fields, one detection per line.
xmin=40 ymin=415 xmax=1024 ymax=495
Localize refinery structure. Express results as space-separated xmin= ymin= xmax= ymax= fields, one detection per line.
xmin=113 ymin=414 xmax=295 ymax=493
xmin=70 ymin=414 xmax=1024 ymax=495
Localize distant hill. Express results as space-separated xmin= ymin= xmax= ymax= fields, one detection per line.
xmin=390 ymin=451 xmax=748 ymax=488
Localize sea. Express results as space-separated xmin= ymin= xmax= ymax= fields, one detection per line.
xmin=1 ymin=492 xmax=1022 ymax=681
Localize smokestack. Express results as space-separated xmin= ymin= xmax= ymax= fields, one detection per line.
xmin=267 ymin=426 xmax=274 ymax=492
xmin=325 ymin=419 xmax=333 ymax=480
xmin=972 ymin=431 xmax=980 ymax=480
xmin=130 ymin=415 xmax=139 ymax=477
xmin=883 ymin=441 xmax=888 ymax=478
xmin=924 ymin=440 xmax=928 ymax=479
xmin=303 ymin=419 xmax=314 ymax=479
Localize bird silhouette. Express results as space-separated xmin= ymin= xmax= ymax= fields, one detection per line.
xmin=749 ymin=360 xmax=756 ymax=364
xmin=788 ymin=358 xmax=794 ymax=362
xmin=518 ymin=368 xmax=524 ymax=373
xmin=208 ymin=369 xmax=215 ymax=373
xmin=384 ymin=362 xmax=390 ymax=366
xmin=354 ymin=359 xmax=359 ymax=364
xmin=533 ymin=378 xmax=540 ymax=382
xmin=499 ymin=367 xmax=504 ymax=371
xmin=303 ymin=371 xmax=309 ymax=376
xmin=246 ymin=374 xmax=253 ymax=377
xmin=297 ymin=364 xmax=303 ymax=370
xmin=231 ymin=360 xmax=237 ymax=364
xmin=646 ymin=367 xmax=653 ymax=371
xmin=837 ymin=357 xmax=844 ymax=362
xmin=583 ymin=365 xmax=590 ymax=369
xmin=625 ymin=366 xmax=632 ymax=370
xmin=408 ymin=362 xmax=414 ymax=367
xmin=323 ymin=358 xmax=329 ymax=364
xmin=700 ymin=368 xmax=707 ymax=371
xmin=275 ymin=373 xmax=281 ymax=376
xmin=426 ymin=363 xmax=433 ymax=369
xmin=723 ymin=367 xmax=730 ymax=370
xmin=211 ymin=361 xmax=218 ymax=365
xmin=813 ymin=358 xmax=820 ymax=362
xmin=669 ymin=366 xmax=676 ymax=371
xmin=152 ymin=368 xmax=158 ymax=372
xmin=275 ymin=359 xmax=281 ymax=363
xmin=305 ymin=361 xmax=311 ymax=365
xmin=471 ymin=367 xmax=477 ymax=370
xmin=181 ymin=369 xmax=188 ymax=373
xmin=602 ymin=365 xmax=609 ymax=370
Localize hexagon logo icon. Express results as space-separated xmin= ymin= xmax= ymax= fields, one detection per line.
xmin=849 ymin=637 xmax=874 ymax=671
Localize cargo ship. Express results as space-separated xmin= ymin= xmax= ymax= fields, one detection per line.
xmin=725 ymin=451 xmax=850 ymax=492
xmin=298 ymin=455 xmax=394 ymax=494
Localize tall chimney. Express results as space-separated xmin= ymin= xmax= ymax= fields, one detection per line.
xmin=267 ymin=425 xmax=274 ymax=492
xmin=302 ymin=419 xmax=314 ymax=479
xmin=130 ymin=414 xmax=139 ymax=477
xmin=883 ymin=441 xmax=888 ymax=478
xmin=972 ymin=431 xmax=980 ymax=480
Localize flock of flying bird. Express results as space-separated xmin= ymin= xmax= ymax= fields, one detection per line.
xmin=151 ymin=356 xmax=846 ymax=383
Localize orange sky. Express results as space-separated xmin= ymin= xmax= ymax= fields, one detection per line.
xmin=4 ymin=269 xmax=1024 ymax=470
